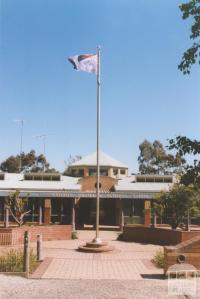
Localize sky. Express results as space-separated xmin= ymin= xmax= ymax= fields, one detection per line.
xmin=0 ymin=0 xmax=200 ymax=173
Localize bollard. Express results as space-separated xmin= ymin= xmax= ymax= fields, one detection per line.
xmin=153 ymin=214 xmax=157 ymax=227
xmin=23 ymin=231 xmax=30 ymax=277
xmin=5 ymin=207 xmax=9 ymax=228
xmin=37 ymin=234 xmax=43 ymax=261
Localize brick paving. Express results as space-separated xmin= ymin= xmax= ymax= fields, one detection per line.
xmin=31 ymin=230 xmax=163 ymax=280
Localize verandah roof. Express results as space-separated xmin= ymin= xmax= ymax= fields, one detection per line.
xmin=0 ymin=190 xmax=157 ymax=199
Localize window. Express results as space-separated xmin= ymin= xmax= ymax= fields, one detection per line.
xmin=24 ymin=173 xmax=61 ymax=181
xmin=0 ymin=174 xmax=5 ymax=180
xmin=123 ymin=199 xmax=144 ymax=217
xmin=136 ymin=176 xmax=146 ymax=182
xmin=145 ymin=177 xmax=154 ymax=182
xmin=123 ymin=199 xmax=133 ymax=217
xmin=89 ymin=169 xmax=96 ymax=176
xmin=78 ymin=169 xmax=84 ymax=176
xmin=100 ymin=169 xmax=108 ymax=176
xmin=164 ymin=177 xmax=173 ymax=183
xmin=113 ymin=168 xmax=118 ymax=175
xmin=136 ymin=175 xmax=173 ymax=183
xmin=120 ymin=169 xmax=126 ymax=175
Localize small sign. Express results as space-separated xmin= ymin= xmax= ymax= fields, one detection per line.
xmin=144 ymin=200 xmax=150 ymax=209
xmin=168 ymin=265 xmax=197 ymax=296
xmin=44 ymin=199 xmax=51 ymax=208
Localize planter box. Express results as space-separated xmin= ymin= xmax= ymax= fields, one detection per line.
xmin=0 ymin=225 xmax=72 ymax=245
xmin=122 ymin=225 xmax=200 ymax=245
xmin=164 ymin=235 xmax=200 ymax=274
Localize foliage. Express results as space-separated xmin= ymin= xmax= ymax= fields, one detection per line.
xmin=6 ymin=190 xmax=31 ymax=227
xmin=179 ymin=0 xmax=200 ymax=74
xmin=117 ymin=232 xmax=123 ymax=241
xmin=138 ymin=139 xmax=185 ymax=175
xmin=168 ymin=136 xmax=200 ymax=186
xmin=152 ymin=249 xmax=165 ymax=268
xmin=71 ymin=231 xmax=78 ymax=239
xmin=0 ymin=150 xmax=58 ymax=173
xmin=153 ymin=183 xmax=200 ymax=229
xmin=0 ymin=249 xmax=38 ymax=273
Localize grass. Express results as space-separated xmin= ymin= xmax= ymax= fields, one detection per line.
xmin=152 ymin=249 xmax=165 ymax=268
xmin=0 ymin=248 xmax=38 ymax=273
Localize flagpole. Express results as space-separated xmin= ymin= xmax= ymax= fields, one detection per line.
xmin=95 ymin=45 xmax=101 ymax=243
xmin=76 ymin=48 xmax=114 ymax=252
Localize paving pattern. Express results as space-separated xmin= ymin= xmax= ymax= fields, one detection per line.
xmin=32 ymin=230 xmax=163 ymax=280
xmin=2 ymin=275 xmax=200 ymax=299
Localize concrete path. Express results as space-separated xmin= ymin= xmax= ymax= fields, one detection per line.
xmin=31 ymin=230 xmax=163 ymax=280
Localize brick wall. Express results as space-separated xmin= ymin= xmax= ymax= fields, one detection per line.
xmin=164 ymin=236 xmax=200 ymax=273
xmin=122 ymin=225 xmax=200 ymax=245
xmin=80 ymin=176 xmax=117 ymax=192
xmin=0 ymin=225 xmax=72 ymax=245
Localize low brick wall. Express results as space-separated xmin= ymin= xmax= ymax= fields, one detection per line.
xmin=0 ymin=225 xmax=72 ymax=245
xmin=164 ymin=235 xmax=200 ymax=274
xmin=122 ymin=225 xmax=200 ymax=245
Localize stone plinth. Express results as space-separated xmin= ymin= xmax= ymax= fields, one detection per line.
xmin=78 ymin=241 xmax=114 ymax=253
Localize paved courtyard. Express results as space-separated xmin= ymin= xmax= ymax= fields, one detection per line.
xmin=0 ymin=231 xmax=200 ymax=298
xmin=31 ymin=230 xmax=163 ymax=280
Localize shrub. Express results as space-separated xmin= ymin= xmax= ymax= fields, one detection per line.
xmin=117 ymin=232 xmax=123 ymax=241
xmin=71 ymin=231 xmax=78 ymax=239
xmin=0 ymin=249 xmax=38 ymax=273
xmin=152 ymin=249 xmax=165 ymax=268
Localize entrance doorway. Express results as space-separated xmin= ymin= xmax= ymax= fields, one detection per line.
xmin=76 ymin=198 xmax=116 ymax=228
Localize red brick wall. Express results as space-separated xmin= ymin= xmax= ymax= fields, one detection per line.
xmin=80 ymin=176 xmax=117 ymax=192
xmin=123 ymin=225 xmax=200 ymax=245
xmin=0 ymin=225 xmax=72 ymax=245
xmin=144 ymin=200 xmax=151 ymax=225
xmin=164 ymin=237 xmax=200 ymax=273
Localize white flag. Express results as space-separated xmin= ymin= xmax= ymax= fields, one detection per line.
xmin=68 ymin=54 xmax=97 ymax=74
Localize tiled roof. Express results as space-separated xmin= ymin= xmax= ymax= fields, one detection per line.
xmin=0 ymin=173 xmax=80 ymax=191
xmin=115 ymin=175 xmax=172 ymax=192
xmin=0 ymin=173 xmax=173 ymax=195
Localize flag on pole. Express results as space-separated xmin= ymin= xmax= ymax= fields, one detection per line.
xmin=68 ymin=54 xmax=97 ymax=74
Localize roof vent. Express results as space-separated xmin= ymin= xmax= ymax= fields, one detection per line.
xmin=24 ymin=173 xmax=61 ymax=181
xmin=136 ymin=175 xmax=173 ymax=183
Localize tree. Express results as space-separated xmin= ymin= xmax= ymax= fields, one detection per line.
xmin=5 ymin=190 xmax=31 ymax=227
xmin=0 ymin=155 xmax=20 ymax=173
xmin=138 ymin=139 xmax=185 ymax=175
xmin=179 ymin=0 xmax=200 ymax=74
xmin=0 ymin=150 xmax=58 ymax=173
xmin=168 ymin=135 xmax=200 ymax=185
xmin=153 ymin=183 xmax=200 ymax=229
xmin=63 ymin=154 xmax=82 ymax=176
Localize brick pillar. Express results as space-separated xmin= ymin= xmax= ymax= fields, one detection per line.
xmin=44 ymin=199 xmax=51 ymax=225
xmin=108 ymin=167 xmax=113 ymax=177
xmin=144 ymin=200 xmax=151 ymax=226
xmin=74 ymin=198 xmax=80 ymax=228
xmin=115 ymin=199 xmax=124 ymax=230
xmin=84 ymin=167 xmax=89 ymax=177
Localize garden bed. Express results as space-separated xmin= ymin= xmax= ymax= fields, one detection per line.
xmin=0 ymin=224 xmax=72 ymax=245
xmin=122 ymin=225 xmax=200 ymax=245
